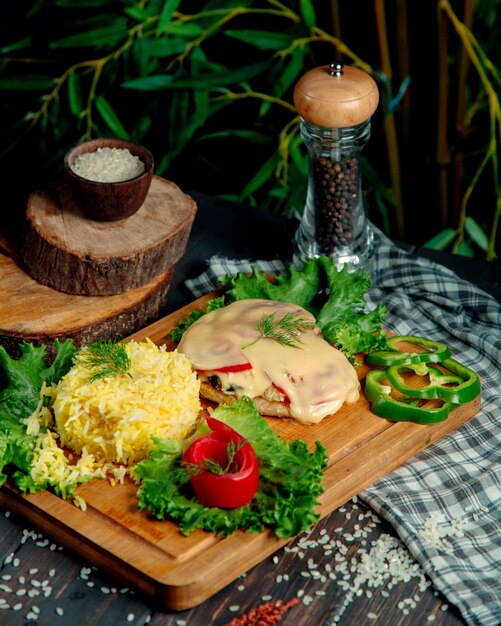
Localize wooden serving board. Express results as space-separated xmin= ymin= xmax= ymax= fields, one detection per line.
xmin=0 ymin=292 xmax=481 ymax=611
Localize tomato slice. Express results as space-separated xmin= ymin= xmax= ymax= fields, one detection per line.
xmin=211 ymin=361 xmax=253 ymax=373
xmin=182 ymin=419 xmax=259 ymax=509
xmin=272 ymin=382 xmax=291 ymax=405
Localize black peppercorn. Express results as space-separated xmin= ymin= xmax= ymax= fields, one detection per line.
xmin=311 ymin=154 xmax=360 ymax=255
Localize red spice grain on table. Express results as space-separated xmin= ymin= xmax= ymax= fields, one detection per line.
xmin=223 ymin=598 xmax=300 ymax=625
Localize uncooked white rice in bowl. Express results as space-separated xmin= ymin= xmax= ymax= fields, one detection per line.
xmin=70 ymin=146 xmax=145 ymax=183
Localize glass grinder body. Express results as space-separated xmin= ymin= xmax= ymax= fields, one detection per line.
xmin=293 ymin=63 xmax=379 ymax=270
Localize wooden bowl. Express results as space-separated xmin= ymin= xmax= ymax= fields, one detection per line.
xmin=64 ymin=138 xmax=154 ymax=221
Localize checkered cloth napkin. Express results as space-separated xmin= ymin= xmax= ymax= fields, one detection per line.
xmin=185 ymin=228 xmax=501 ymax=626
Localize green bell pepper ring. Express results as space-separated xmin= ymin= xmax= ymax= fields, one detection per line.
xmin=366 ymin=335 xmax=451 ymax=366
xmin=365 ymin=369 xmax=454 ymax=424
xmin=385 ymin=358 xmax=481 ymax=404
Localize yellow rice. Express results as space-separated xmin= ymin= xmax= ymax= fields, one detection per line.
xmin=52 ymin=339 xmax=201 ymax=465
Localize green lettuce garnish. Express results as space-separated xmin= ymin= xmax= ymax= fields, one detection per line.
xmin=169 ymin=295 xmax=227 ymax=343
xmin=170 ymin=256 xmax=388 ymax=362
xmin=0 ymin=411 xmax=38 ymax=489
xmin=0 ymin=340 xmax=76 ymax=490
xmin=134 ymin=397 xmax=328 ymax=538
xmin=0 ymin=340 xmax=76 ymax=422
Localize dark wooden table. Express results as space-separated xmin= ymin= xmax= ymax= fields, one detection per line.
xmin=2 ymin=191 xmax=497 ymax=626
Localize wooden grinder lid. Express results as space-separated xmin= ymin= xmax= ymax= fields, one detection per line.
xmin=293 ymin=62 xmax=379 ymax=128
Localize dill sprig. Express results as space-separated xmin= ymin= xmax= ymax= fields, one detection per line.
xmin=79 ymin=340 xmax=132 ymax=383
xmin=243 ymin=312 xmax=315 ymax=350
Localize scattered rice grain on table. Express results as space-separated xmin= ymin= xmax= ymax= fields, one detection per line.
xmin=236 ymin=500 xmax=461 ymax=624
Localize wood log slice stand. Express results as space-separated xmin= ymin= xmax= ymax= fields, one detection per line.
xmin=0 ymin=253 xmax=173 ymax=358
xmin=1 ymin=175 xmax=197 ymax=357
xmin=22 ymin=176 xmax=197 ymax=296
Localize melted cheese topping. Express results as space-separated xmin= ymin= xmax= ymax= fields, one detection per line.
xmin=178 ymin=299 xmax=360 ymax=424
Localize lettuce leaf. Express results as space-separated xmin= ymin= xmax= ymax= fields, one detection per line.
xmin=135 ymin=397 xmax=328 ymax=537
xmin=0 ymin=340 xmax=76 ymax=488
xmin=169 ymin=295 xmax=227 ymax=343
xmin=0 ymin=340 xmax=76 ymax=421
xmin=223 ymin=257 xmax=388 ymax=362
xmin=223 ymin=261 xmax=322 ymax=311
xmin=0 ymin=411 xmax=37 ymax=488
xmin=170 ymin=257 xmax=387 ymax=362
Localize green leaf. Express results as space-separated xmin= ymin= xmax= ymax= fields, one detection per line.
xmin=50 ymin=22 xmax=128 ymax=49
xmin=313 ymin=260 xmax=387 ymax=358
xmin=423 ymin=228 xmax=456 ymax=251
xmin=121 ymin=74 xmax=175 ymax=91
xmin=49 ymin=92 xmax=61 ymax=125
xmin=0 ymin=339 xmax=90 ymax=494
xmin=135 ymin=397 xmax=327 ymax=538
xmin=221 ymin=257 xmax=387 ymax=362
xmin=0 ymin=412 xmax=37 ymax=487
xmin=67 ymin=72 xmax=82 ymax=116
xmin=69 ymin=14 xmax=125 ymax=29
xmin=0 ymin=37 xmax=33 ymax=53
xmin=241 ymin=152 xmax=278 ymax=199
xmin=129 ymin=39 xmax=158 ymax=77
xmin=193 ymin=89 xmax=210 ymax=128
xmin=134 ymin=37 xmax=187 ymax=58
xmin=259 ymin=100 xmax=272 ymax=117
xmin=464 ymin=216 xmax=489 ymax=252
xmin=159 ymin=22 xmax=203 ymax=37
xmin=455 ymin=240 xmax=475 ymax=257
xmin=95 ymin=95 xmax=130 ymax=139
xmin=125 ymin=5 xmax=151 ymax=21
xmin=0 ymin=76 xmax=55 ymax=91
xmin=279 ymin=48 xmax=306 ymax=92
xmin=169 ymin=89 xmax=191 ymax=147
xmin=133 ymin=113 xmax=153 ymax=139
xmin=170 ymin=296 xmax=227 ymax=343
xmin=0 ymin=340 xmax=75 ymax=423
xmin=171 ymin=61 xmax=271 ymax=88
xmin=157 ymin=0 xmax=182 ymax=34
xmin=224 ymin=29 xmax=294 ymax=51
xmin=154 ymin=151 xmax=173 ymax=176
xmin=224 ymin=261 xmax=321 ymax=312
xmin=27 ymin=0 xmax=46 ymax=16
xmin=289 ymin=140 xmax=307 ymax=171
xmin=300 ymin=0 xmax=317 ymax=29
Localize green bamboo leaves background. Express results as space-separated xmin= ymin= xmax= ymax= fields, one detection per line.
xmin=1 ymin=0 xmax=499 ymax=260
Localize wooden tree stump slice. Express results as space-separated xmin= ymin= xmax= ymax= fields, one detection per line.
xmin=22 ymin=176 xmax=197 ymax=296
xmin=0 ymin=253 xmax=173 ymax=358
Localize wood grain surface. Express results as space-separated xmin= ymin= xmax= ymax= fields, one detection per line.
xmin=0 ymin=293 xmax=481 ymax=612
xmin=22 ymin=176 xmax=196 ymax=295
xmin=293 ymin=64 xmax=379 ymax=127
xmin=0 ymin=252 xmax=173 ymax=357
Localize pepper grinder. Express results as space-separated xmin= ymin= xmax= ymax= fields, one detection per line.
xmin=293 ymin=62 xmax=379 ymax=270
